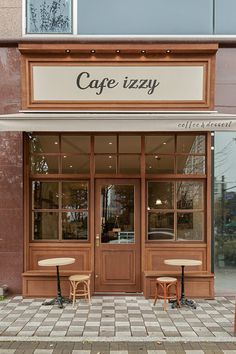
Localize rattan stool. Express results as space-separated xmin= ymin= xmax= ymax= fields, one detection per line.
xmin=69 ymin=274 xmax=91 ymax=306
xmin=153 ymin=277 xmax=180 ymax=310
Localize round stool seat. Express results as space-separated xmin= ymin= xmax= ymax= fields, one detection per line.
xmin=69 ymin=273 xmax=91 ymax=306
xmin=156 ymin=277 xmax=177 ymax=283
xmin=69 ymin=274 xmax=90 ymax=282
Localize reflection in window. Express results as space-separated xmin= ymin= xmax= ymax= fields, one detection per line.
xmin=148 ymin=212 xmax=174 ymax=240
xmin=62 ymin=182 xmax=88 ymax=209
xmin=34 ymin=212 xmax=59 ymax=240
xmin=26 ymin=0 xmax=72 ymax=34
xmin=30 ymin=135 xmax=59 ymax=153
xmin=177 ymin=182 xmax=203 ymax=209
xmin=177 ymin=212 xmax=203 ymax=240
xmin=101 ymin=185 xmax=135 ymax=244
xmin=177 ymin=156 xmax=205 ymax=174
xmin=62 ymin=212 xmax=88 ymax=240
xmin=177 ymin=135 xmax=206 ymax=153
xmin=214 ymin=132 xmax=236 ymax=293
xmin=33 ymin=181 xmax=59 ymax=209
xmin=61 ymin=135 xmax=90 ymax=153
xmin=95 ymin=155 xmax=117 ymax=173
xmin=31 ymin=155 xmax=59 ymax=174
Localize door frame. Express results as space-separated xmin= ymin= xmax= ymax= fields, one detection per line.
xmin=94 ymin=178 xmax=141 ymax=293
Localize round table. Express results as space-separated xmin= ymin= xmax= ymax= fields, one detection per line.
xmin=164 ymin=259 xmax=202 ymax=309
xmin=38 ymin=257 xmax=75 ymax=308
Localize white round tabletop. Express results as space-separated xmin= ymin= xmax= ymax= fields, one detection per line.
xmin=164 ymin=259 xmax=202 ymax=267
xmin=38 ymin=257 xmax=75 ymax=267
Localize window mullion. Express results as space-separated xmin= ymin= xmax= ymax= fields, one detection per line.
xmin=59 ymin=181 xmax=62 ymax=241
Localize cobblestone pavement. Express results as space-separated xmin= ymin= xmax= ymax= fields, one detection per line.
xmin=0 ymin=296 xmax=235 ymax=339
xmin=1 ymin=341 xmax=236 ymax=353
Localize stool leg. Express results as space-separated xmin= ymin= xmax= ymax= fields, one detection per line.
xmin=73 ymin=281 xmax=78 ymax=307
xmin=87 ymin=279 xmax=91 ymax=304
xmin=153 ymin=283 xmax=158 ymax=306
xmin=163 ymin=283 xmax=167 ymax=311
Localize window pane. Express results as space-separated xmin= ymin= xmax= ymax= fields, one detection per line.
xmin=177 ymin=156 xmax=205 ymax=174
xmin=95 ymin=155 xmax=117 ymax=173
xmin=177 ymin=212 xmax=203 ymax=240
xmin=177 ymin=135 xmax=205 ymax=153
xmin=119 ymin=136 xmax=141 ymax=153
xmin=33 ymin=212 xmax=58 ymax=240
xmin=33 ymin=181 xmax=58 ymax=209
xmin=177 ymin=182 xmax=204 ymax=209
xmin=30 ymin=135 xmax=59 ymax=153
xmin=95 ymin=136 xmax=117 ymax=153
xmin=62 ymin=212 xmax=88 ymax=240
xmin=146 ymin=155 xmax=174 ymax=174
xmin=61 ymin=135 xmax=90 ymax=153
xmin=31 ymin=155 xmax=59 ymax=174
xmin=148 ymin=212 xmax=174 ymax=240
xmin=100 ymin=185 xmax=134 ymax=244
xmin=145 ymin=135 xmax=175 ymax=154
xmin=26 ymin=0 xmax=72 ymax=34
xmin=62 ymin=155 xmax=90 ymax=174
xmin=148 ymin=182 xmax=174 ymax=209
xmin=62 ymin=182 xmax=88 ymax=209
xmin=119 ymin=155 xmax=140 ymax=174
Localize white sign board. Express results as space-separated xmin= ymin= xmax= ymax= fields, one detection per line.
xmin=32 ymin=65 xmax=204 ymax=102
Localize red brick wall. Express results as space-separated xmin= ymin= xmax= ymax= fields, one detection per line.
xmin=0 ymin=47 xmax=23 ymax=294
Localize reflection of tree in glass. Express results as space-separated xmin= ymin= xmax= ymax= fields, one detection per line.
xmin=29 ymin=0 xmax=70 ymax=33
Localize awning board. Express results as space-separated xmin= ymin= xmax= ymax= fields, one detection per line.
xmin=0 ymin=112 xmax=235 ymax=132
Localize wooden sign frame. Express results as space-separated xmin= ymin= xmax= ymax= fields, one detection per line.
xmin=19 ymin=43 xmax=218 ymax=111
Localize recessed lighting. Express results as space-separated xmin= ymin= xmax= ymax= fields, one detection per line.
xmin=141 ymin=50 xmax=146 ymax=54
xmin=69 ymin=165 xmax=73 ymax=168
xmin=109 ymin=165 xmax=112 ymax=169
xmin=163 ymin=142 xmax=167 ymax=145
xmin=91 ymin=50 xmax=96 ymax=54
xmin=109 ymin=156 xmax=112 ymax=159
xmin=166 ymin=50 xmax=171 ymax=54
xmin=65 ymin=49 xmax=70 ymax=53
xmin=116 ymin=50 xmax=120 ymax=53
xmin=54 ymin=141 xmax=58 ymax=145
xmin=63 ymin=155 xmax=67 ymax=158
xmin=108 ymin=142 xmax=113 ymax=145
xmin=149 ymin=166 xmax=152 ymax=169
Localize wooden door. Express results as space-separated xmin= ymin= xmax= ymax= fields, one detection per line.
xmin=95 ymin=179 xmax=141 ymax=293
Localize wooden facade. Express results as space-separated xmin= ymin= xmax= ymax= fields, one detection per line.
xmin=21 ymin=43 xmax=217 ymax=298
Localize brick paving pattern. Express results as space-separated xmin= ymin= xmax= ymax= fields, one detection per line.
xmin=0 ymin=296 xmax=235 ymax=339
xmin=1 ymin=341 xmax=236 ymax=353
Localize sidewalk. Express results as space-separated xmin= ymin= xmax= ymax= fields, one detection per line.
xmin=0 ymin=295 xmax=235 ymax=341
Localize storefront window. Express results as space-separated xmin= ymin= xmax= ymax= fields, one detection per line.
xmin=147 ymin=181 xmax=204 ymax=241
xmin=214 ymin=132 xmax=236 ymax=293
xmin=26 ymin=0 xmax=73 ymax=34
xmin=32 ymin=181 xmax=88 ymax=241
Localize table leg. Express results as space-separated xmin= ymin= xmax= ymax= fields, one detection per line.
xmin=42 ymin=265 xmax=71 ymax=308
xmin=179 ymin=265 xmax=197 ymax=309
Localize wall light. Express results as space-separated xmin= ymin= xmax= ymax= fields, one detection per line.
xmin=155 ymin=198 xmax=162 ymax=205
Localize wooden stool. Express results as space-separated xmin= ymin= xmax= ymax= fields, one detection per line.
xmin=69 ymin=274 xmax=91 ymax=306
xmin=153 ymin=277 xmax=180 ymax=310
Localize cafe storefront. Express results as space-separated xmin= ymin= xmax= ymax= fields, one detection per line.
xmin=1 ymin=41 xmax=236 ymax=298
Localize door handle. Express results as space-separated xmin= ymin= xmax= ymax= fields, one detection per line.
xmin=96 ymin=234 xmax=100 ymax=247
